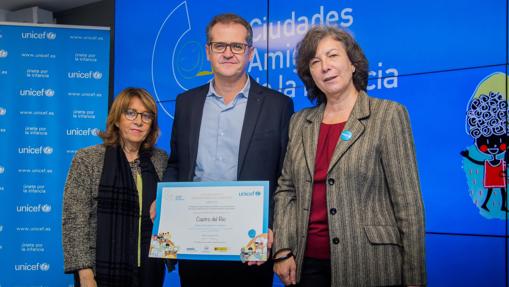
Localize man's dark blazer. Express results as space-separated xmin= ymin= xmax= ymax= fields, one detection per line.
xmin=163 ymin=77 xmax=294 ymax=225
xmin=162 ymin=77 xmax=293 ymax=286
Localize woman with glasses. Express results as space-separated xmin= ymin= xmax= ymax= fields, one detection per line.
xmin=62 ymin=88 xmax=168 ymax=287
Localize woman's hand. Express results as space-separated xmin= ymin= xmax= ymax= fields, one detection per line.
xmin=273 ymin=251 xmax=297 ymax=286
xmin=78 ymin=268 xmax=97 ymax=287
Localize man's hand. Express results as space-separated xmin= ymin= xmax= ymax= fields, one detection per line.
xmin=273 ymin=251 xmax=296 ymax=286
xmin=247 ymin=229 xmax=273 ymax=266
xmin=150 ymin=200 xmax=157 ymax=222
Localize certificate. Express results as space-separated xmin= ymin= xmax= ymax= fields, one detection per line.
xmin=149 ymin=181 xmax=269 ymax=262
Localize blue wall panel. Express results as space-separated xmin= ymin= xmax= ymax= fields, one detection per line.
xmin=426 ymin=234 xmax=506 ymax=286
xmin=113 ymin=1 xmax=509 ymax=286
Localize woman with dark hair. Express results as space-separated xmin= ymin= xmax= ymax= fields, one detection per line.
xmin=62 ymin=88 xmax=167 ymax=287
xmin=272 ymin=26 xmax=426 ymax=286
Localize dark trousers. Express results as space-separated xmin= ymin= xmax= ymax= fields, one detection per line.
xmin=295 ymin=257 xmax=331 ymax=287
xmin=178 ymin=259 xmax=274 ymax=287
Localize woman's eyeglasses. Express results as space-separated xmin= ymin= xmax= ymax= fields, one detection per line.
xmin=123 ymin=108 xmax=154 ymax=123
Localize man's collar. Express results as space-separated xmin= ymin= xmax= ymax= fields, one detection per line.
xmin=207 ymin=76 xmax=251 ymax=99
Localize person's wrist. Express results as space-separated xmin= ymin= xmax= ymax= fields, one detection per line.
xmin=273 ymin=249 xmax=294 ymax=262
xmin=78 ymin=268 xmax=94 ymax=280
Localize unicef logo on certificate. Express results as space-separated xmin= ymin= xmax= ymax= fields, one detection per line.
xmin=239 ymin=190 xmax=262 ymax=197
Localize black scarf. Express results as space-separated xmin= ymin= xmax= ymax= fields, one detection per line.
xmin=94 ymin=145 xmax=163 ymax=287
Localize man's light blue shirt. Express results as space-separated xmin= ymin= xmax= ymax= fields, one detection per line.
xmin=193 ymin=78 xmax=250 ymax=182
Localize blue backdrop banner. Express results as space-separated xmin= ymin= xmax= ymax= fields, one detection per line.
xmin=115 ymin=1 xmax=508 ymax=286
xmin=0 ymin=22 xmax=109 ymax=286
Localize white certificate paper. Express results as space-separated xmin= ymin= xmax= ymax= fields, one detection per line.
xmin=149 ymin=181 xmax=269 ymax=262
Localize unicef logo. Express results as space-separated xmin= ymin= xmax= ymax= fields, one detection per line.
xmin=0 ymin=225 xmax=3 ymax=232
xmin=0 ymin=107 xmax=6 ymax=116
xmin=40 ymin=263 xmax=50 ymax=271
xmin=239 ymin=191 xmax=258 ymax=197
xmin=14 ymin=261 xmax=53 ymax=271
xmin=93 ymin=71 xmax=103 ymax=80
xmin=43 ymin=146 xmax=53 ymax=155
xmin=0 ymin=49 xmax=8 ymax=58
xmin=66 ymin=128 xmax=100 ymax=136
xmin=44 ymin=89 xmax=55 ymax=97
xmin=46 ymin=32 xmax=56 ymax=40
xmin=41 ymin=204 xmax=52 ymax=213
xmin=0 ymin=165 xmax=4 ymax=174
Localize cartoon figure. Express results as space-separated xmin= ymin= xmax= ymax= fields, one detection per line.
xmin=240 ymin=233 xmax=268 ymax=262
xmin=461 ymin=72 xmax=508 ymax=216
xmin=254 ymin=236 xmax=266 ymax=260
xmin=149 ymin=231 xmax=178 ymax=258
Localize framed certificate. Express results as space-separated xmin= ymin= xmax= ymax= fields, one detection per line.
xmin=149 ymin=181 xmax=269 ymax=262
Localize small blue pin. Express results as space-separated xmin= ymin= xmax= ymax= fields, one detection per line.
xmin=340 ymin=130 xmax=352 ymax=141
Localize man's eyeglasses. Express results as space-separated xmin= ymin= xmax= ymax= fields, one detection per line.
xmin=123 ymin=108 xmax=154 ymax=123
xmin=209 ymin=42 xmax=250 ymax=54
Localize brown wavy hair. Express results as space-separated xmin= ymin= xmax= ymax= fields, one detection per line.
xmin=296 ymin=26 xmax=369 ymax=105
xmin=99 ymin=87 xmax=160 ymax=149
